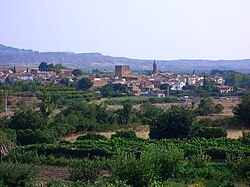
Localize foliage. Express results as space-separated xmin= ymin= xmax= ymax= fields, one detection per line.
xmin=140 ymin=103 xmax=164 ymax=125
xmin=0 ymin=162 xmax=38 ymax=187
xmin=149 ymin=106 xmax=196 ymax=139
xmin=214 ymin=103 xmax=224 ymax=113
xmin=40 ymin=90 xmax=55 ymax=117
xmin=9 ymin=109 xmax=47 ymax=130
xmin=38 ymin=62 xmax=65 ymax=72
xmin=111 ymin=145 xmax=184 ymax=187
xmin=77 ymin=78 xmax=93 ymax=91
xmin=226 ymin=154 xmax=250 ymax=184
xmin=111 ymin=130 xmax=138 ymax=140
xmin=213 ymin=117 xmax=240 ymax=127
xmin=69 ymin=158 xmax=102 ymax=184
xmin=53 ymin=101 xmax=116 ymax=136
xmin=241 ymin=130 xmax=250 ymax=145
xmin=198 ymin=118 xmax=214 ymax=127
xmin=72 ymin=69 xmax=83 ymax=76
xmin=16 ymin=129 xmax=55 ymax=145
xmin=60 ymin=77 xmax=70 ymax=87
xmin=189 ymin=150 xmax=211 ymax=167
xmin=111 ymin=151 xmax=158 ymax=187
xmin=116 ymin=103 xmax=134 ymax=126
xmin=98 ymin=84 xmax=129 ymax=98
xmin=76 ymin=133 xmax=108 ymax=141
xmin=159 ymin=84 xmax=170 ymax=90
xmin=195 ymin=127 xmax=228 ymax=139
xmin=198 ymin=98 xmax=216 ymax=116
xmin=234 ymin=91 xmax=250 ymax=127
xmin=54 ymin=63 xmax=65 ymax=70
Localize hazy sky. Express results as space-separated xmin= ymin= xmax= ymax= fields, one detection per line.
xmin=0 ymin=0 xmax=250 ymax=60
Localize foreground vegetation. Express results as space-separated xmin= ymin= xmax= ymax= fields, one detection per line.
xmin=0 ymin=80 xmax=250 ymax=186
xmin=2 ymin=135 xmax=250 ymax=186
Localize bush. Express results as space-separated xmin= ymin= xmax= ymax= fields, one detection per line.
xmin=241 ymin=130 xmax=250 ymax=145
xmin=214 ymin=104 xmax=224 ymax=113
xmin=76 ymin=133 xmax=108 ymax=141
xmin=69 ymin=158 xmax=102 ymax=184
xmin=197 ymin=127 xmax=228 ymax=138
xmin=16 ymin=129 xmax=55 ymax=145
xmin=227 ymin=154 xmax=250 ymax=184
xmin=149 ymin=106 xmax=196 ymax=139
xmin=111 ymin=145 xmax=184 ymax=187
xmin=111 ymin=130 xmax=138 ymax=140
xmin=213 ymin=117 xmax=239 ymax=127
xmin=198 ymin=98 xmax=215 ymax=116
xmin=0 ymin=162 xmax=38 ymax=186
xmin=189 ymin=150 xmax=211 ymax=167
xmin=198 ymin=118 xmax=214 ymax=127
xmin=111 ymin=152 xmax=158 ymax=187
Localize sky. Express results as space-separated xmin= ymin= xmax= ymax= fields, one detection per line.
xmin=0 ymin=0 xmax=250 ymax=60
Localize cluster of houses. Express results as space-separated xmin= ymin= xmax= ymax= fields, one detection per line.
xmin=0 ymin=63 xmax=233 ymax=97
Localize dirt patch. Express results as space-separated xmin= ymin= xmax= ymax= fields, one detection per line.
xmin=36 ymin=165 xmax=69 ymax=186
xmin=65 ymin=127 xmax=246 ymax=142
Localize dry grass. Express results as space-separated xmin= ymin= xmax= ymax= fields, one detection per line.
xmin=65 ymin=127 xmax=246 ymax=142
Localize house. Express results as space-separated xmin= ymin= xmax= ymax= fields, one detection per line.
xmin=92 ymin=78 xmax=108 ymax=87
xmin=171 ymin=82 xmax=186 ymax=90
xmin=217 ymin=85 xmax=233 ymax=93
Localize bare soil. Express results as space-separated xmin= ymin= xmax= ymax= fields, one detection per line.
xmin=35 ymin=165 xmax=69 ymax=186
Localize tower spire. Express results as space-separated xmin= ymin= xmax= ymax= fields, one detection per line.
xmin=153 ymin=60 xmax=157 ymax=74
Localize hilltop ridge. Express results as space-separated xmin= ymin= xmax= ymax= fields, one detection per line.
xmin=0 ymin=44 xmax=250 ymax=73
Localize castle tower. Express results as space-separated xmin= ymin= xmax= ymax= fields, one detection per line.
xmin=153 ymin=60 xmax=157 ymax=74
xmin=115 ymin=65 xmax=131 ymax=77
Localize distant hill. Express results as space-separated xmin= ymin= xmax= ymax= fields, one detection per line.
xmin=0 ymin=44 xmax=250 ymax=73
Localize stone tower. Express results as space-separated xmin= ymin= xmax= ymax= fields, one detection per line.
xmin=153 ymin=60 xmax=157 ymax=74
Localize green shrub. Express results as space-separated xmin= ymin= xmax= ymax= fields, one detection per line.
xmin=0 ymin=162 xmax=38 ymax=187
xmin=197 ymin=127 xmax=228 ymax=138
xmin=76 ymin=133 xmax=108 ymax=141
xmin=198 ymin=118 xmax=214 ymax=127
xmin=214 ymin=104 xmax=224 ymax=113
xmin=69 ymin=158 xmax=102 ymax=184
xmin=241 ymin=130 xmax=250 ymax=145
xmin=111 ymin=130 xmax=138 ymax=140
xmin=16 ymin=129 xmax=56 ymax=145
xmin=145 ymin=145 xmax=184 ymax=179
xmin=111 ymin=152 xmax=158 ymax=187
xmin=111 ymin=145 xmax=184 ymax=187
xmin=213 ymin=117 xmax=239 ymax=127
xmin=227 ymin=154 xmax=250 ymax=183
xmin=189 ymin=150 xmax=211 ymax=167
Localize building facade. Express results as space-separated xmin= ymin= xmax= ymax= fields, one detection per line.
xmin=115 ymin=65 xmax=131 ymax=77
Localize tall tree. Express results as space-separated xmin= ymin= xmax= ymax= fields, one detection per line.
xmin=234 ymin=91 xmax=250 ymax=127
xmin=40 ymin=90 xmax=55 ymax=117
xmin=198 ymin=98 xmax=215 ymax=116
xmin=38 ymin=62 xmax=48 ymax=71
xmin=149 ymin=106 xmax=196 ymax=139
xmin=77 ymin=78 xmax=93 ymax=91
xmin=72 ymin=69 xmax=83 ymax=76
xmin=117 ymin=103 xmax=133 ymax=126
